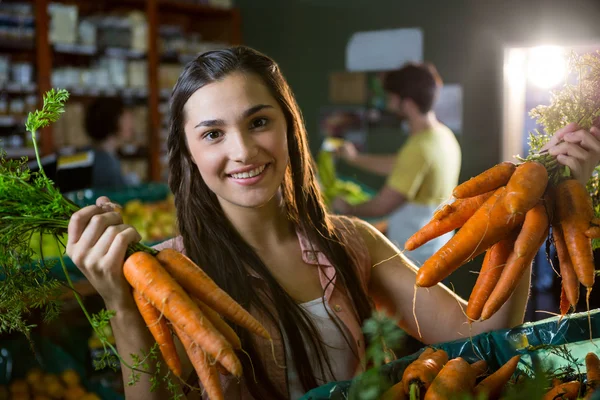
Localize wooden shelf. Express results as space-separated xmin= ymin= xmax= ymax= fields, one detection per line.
xmin=20 ymin=0 xmax=241 ymax=181
xmin=0 ymin=82 xmax=37 ymax=94
xmin=158 ymin=1 xmax=234 ymax=17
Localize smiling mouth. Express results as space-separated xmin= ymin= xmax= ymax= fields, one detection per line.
xmin=228 ymin=163 xmax=270 ymax=179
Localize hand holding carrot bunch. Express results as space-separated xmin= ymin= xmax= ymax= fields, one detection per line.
xmin=67 ymin=197 xmax=270 ymax=400
xmin=405 ymin=123 xmax=600 ymax=323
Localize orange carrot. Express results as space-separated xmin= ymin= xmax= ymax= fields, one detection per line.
xmin=585 ymin=226 xmax=600 ymax=238
xmin=132 ymin=290 xmax=183 ymax=378
xmin=123 ymin=251 xmax=242 ymax=377
xmin=481 ymin=203 xmax=549 ymax=320
xmin=416 ymin=187 xmax=525 ymax=288
xmin=466 ymin=233 xmax=518 ymax=321
xmin=192 ymin=297 xmax=242 ymax=350
xmin=406 ymin=191 xmax=494 ymax=251
xmin=543 ymin=381 xmax=580 ymax=400
xmin=586 ymin=352 xmax=600 ymax=397
xmin=424 ymin=357 xmax=479 ymax=400
xmin=559 ymin=285 xmax=571 ymax=316
xmin=453 ymin=161 xmax=516 ymax=199
xmin=172 ymin=324 xmax=224 ymax=400
xmin=156 ymin=248 xmax=270 ymax=339
xmin=402 ymin=348 xmax=449 ymax=393
xmin=555 ymin=179 xmax=595 ymax=288
xmin=503 ymin=161 xmax=549 ymax=215
xmin=380 ymin=381 xmax=407 ymax=400
xmin=474 ymin=355 xmax=521 ymax=400
xmin=553 ymin=225 xmax=580 ymax=308
xmin=471 ymin=359 xmax=488 ymax=377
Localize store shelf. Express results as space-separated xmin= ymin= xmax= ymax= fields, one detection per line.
xmin=0 ymin=82 xmax=37 ymax=94
xmin=3 ymin=146 xmax=36 ymax=158
xmin=0 ymin=116 xmax=25 ymax=127
xmin=158 ymin=1 xmax=235 ymax=17
xmin=66 ymin=86 xmax=149 ymax=99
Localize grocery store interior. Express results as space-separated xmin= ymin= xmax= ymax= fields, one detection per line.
xmin=2 ymin=0 xmax=600 ymax=399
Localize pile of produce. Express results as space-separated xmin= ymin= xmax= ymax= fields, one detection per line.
xmin=2 ymin=368 xmax=100 ymax=400
xmin=317 ymin=147 xmax=371 ymax=207
xmin=405 ymin=51 xmax=600 ymax=323
xmin=0 ymin=89 xmax=270 ymax=399
xmin=378 ymin=350 xmax=599 ymax=400
xmin=118 ymin=196 xmax=176 ymax=243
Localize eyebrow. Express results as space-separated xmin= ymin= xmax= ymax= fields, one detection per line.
xmin=194 ymin=104 xmax=274 ymax=129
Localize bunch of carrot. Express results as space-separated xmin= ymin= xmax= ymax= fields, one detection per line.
xmin=124 ymin=248 xmax=270 ymax=400
xmin=380 ymin=348 xmax=521 ymax=400
xmin=405 ymin=159 xmax=598 ymax=321
xmin=381 ymin=350 xmax=599 ymax=400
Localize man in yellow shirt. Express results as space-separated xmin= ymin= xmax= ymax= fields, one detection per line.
xmin=333 ymin=63 xmax=462 ymax=266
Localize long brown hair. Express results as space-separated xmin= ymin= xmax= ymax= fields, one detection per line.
xmin=167 ymin=46 xmax=372 ymax=398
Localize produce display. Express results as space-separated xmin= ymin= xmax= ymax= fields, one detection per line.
xmin=118 ymin=196 xmax=176 ymax=243
xmin=0 ymin=89 xmax=269 ymax=399
xmin=317 ymin=143 xmax=371 ymax=207
xmin=1 ymin=368 xmax=100 ymax=400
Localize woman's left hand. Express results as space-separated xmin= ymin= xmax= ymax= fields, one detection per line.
xmin=542 ymin=122 xmax=600 ymax=185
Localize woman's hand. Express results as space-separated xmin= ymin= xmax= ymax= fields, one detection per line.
xmin=542 ymin=122 xmax=600 ymax=185
xmin=66 ymin=196 xmax=141 ymax=309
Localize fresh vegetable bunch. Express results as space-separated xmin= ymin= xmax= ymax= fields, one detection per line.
xmin=0 ymin=89 xmax=270 ymax=400
xmin=405 ymin=51 xmax=600 ymax=322
xmin=379 ymin=350 xmax=599 ymax=400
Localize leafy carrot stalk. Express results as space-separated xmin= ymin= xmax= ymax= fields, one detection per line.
xmin=481 ymin=202 xmax=549 ymax=320
xmin=542 ymin=381 xmax=581 ymax=400
xmin=453 ymin=162 xmax=516 ymax=199
xmin=192 ymin=297 xmax=242 ymax=350
xmin=416 ymin=187 xmax=525 ymax=288
xmin=466 ymin=233 xmax=518 ymax=321
xmin=474 ymin=355 xmax=521 ymax=400
xmin=585 ymin=352 xmax=600 ymax=398
xmin=380 ymin=381 xmax=407 ymax=400
xmin=171 ymin=324 xmax=224 ymax=400
xmin=406 ymin=190 xmax=494 ymax=251
xmin=503 ymin=161 xmax=549 ymax=215
xmin=402 ymin=348 xmax=449 ymax=394
xmin=132 ymin=290 xmax=183 ymax=378
xmin=424 ymin=357 xmax=479 ymax=400
xmin=555 ymin=179 xmax=595 ymax=288
xmin=156 ymin=248 xmax=270 ymax=340
xmin=553 ymin=225 xmax=580 ymax=308
xmin=123 ymin=251 xmax=242 ymax=377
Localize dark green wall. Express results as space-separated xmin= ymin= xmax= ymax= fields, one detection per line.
xmin=234 ymin=0 xmax=600 ymax=296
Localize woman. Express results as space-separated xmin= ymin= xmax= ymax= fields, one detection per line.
xmin=66 ymin=46 xmax=600 ymax=400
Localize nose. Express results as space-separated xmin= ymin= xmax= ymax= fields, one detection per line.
xmin=230 ymin=131 xmax=259 ymax=163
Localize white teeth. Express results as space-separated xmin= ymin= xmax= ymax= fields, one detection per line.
xmin=231 ymin=165 xmax=266 ymax=179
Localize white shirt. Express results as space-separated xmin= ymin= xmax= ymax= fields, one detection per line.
xmin=282 ymin=297 xmax=358 ymax=399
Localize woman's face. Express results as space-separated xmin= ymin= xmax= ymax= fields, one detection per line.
xmin=183 ymin=72 xmax=289 ymax=210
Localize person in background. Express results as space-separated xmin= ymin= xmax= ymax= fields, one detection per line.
xmin=56 ymin=97 xmax=135 ymax=191
xmin=84 ymin=97 xmax=135 ymax=188
xmin=332 ymin=63 xmax=462 ymax=266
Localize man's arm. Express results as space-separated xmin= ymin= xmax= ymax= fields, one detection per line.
xmin=344 ymin=153 xmax=398 ymax=176
xmin=334 ymin=186 xmax=406 ymax=218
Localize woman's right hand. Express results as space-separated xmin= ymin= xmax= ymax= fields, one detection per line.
xmin=66 ymin=196 xmax=142 ymax=309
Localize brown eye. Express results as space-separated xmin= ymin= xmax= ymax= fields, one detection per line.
xmin=250 ymin=118 xmax=268 ymax=129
